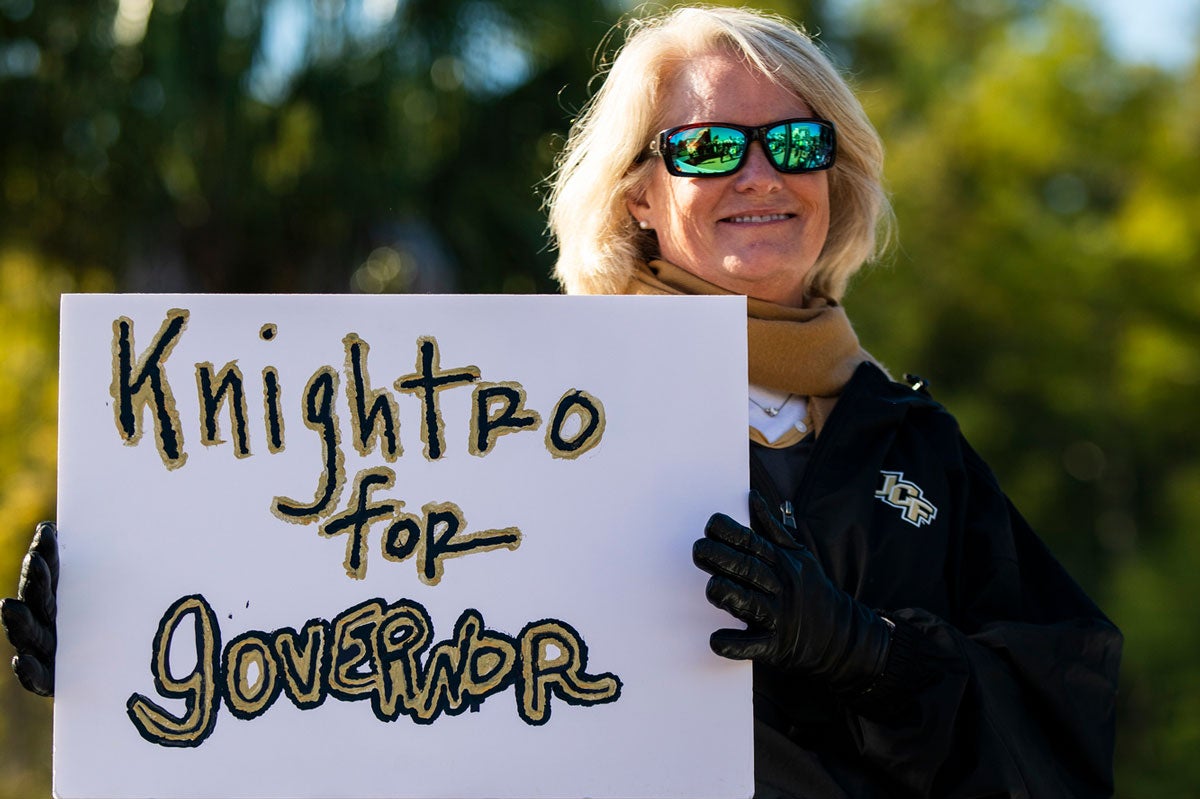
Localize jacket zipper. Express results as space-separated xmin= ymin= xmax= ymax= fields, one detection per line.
xmin=779 ymin=500 xmax=797 ymax=530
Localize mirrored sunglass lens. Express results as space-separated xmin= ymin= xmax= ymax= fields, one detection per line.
xmin=767 ymin=122 xmax=833 ymax=171
xmin=666 ymin=126 xmax=747 ymax=175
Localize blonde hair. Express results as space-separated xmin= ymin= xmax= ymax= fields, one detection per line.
xmin=546 ymin=5 xmax=892 ymax=301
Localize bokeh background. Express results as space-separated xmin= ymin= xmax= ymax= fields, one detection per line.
xmin=0 ymin=0 xmax=1197 ymax=795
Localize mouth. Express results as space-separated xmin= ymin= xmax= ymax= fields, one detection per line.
xmin=722 ymin=213 xmax=795 ymax=224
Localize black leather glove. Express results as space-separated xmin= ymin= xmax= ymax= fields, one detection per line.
xmin=693 ymin=493 xmax=891 ymax=695
xmin=1 ymin=521 xmax=58 ymax=696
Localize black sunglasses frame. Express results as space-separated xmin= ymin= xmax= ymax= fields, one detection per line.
xmin=650 ymin=118 xmax=837 ymax=178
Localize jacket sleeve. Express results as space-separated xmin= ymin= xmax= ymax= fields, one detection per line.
xmin=845 ymin=438 xmax=1122 ymax=798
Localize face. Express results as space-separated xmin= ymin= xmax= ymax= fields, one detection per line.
xmin=628 ymin=52 xmax=830 ymax=307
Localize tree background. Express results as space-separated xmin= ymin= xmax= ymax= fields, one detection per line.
xmin=0 ymin=0 xmax=1196 ymax=795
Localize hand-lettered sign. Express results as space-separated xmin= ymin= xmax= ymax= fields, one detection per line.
xmin=52 ymin=294 xmax=752 ymax=799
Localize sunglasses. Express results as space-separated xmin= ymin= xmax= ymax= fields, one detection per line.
xmin=649 ymin=118 xmax=836 ymax=178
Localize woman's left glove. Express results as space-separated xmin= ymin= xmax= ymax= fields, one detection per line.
xmin=693 ymin=492 xmax=891 ymax=695
xmin=1 ymin=521 xmax=59 ymax=697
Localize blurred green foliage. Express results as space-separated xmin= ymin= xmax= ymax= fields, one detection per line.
xmin=0 ymin=0 xmax=1196 ymax=795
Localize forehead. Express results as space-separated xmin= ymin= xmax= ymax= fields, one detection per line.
xmin=658 ymin=51 xmax=812 ymax=127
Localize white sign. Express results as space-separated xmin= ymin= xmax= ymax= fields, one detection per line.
xmin=53 ymin=294 xmax=753 ymax=799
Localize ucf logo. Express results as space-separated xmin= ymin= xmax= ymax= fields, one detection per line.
xmin=875 ymin=471 xmax=938 ymax=528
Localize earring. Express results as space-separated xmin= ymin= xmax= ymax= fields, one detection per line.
xmin=638 ymin=220 xmax=651 ymax=230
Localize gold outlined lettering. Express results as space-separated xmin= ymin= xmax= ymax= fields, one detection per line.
xmin=272 ymin=366 xmax=345 ymax=523
xmin=222 ymin=632 xmax=281 ymax=720
xmin=328 ymin=600 xmax=386 ymax=701
xmin=130 ymin=596 xmax=620 ymax=745
xmin=273 ymin=619 xmax=330 ymax=709
xmin=343 ymin=333 xmax=401 ymax=461
xmin=375 ymin=600 xmax=433 ymax=720
xmin=262 ymin=366 xmax=284 ymax=453
xmin=516 ymin=620 xmax=621 ymax=725
xmin=394 ymin=336 xmax=480 ymax=461
xmin=259 ymin=324 xmax=284 ymax=453
xmin=407 ymin=610 xmax=518 ymax=722
xmin=545 ymin=389 xmax=606 ymax=459
xmin=108 ymin=320 xmax=609 ymax=473
xmin=126 ymin=594 xmax=221 ymax=747
xmin=110 ymin=309 xmax=189 ymax=469
xmin=195 ymin=361 xmax=251 ymax=457
xmin=320 ymin=467 xmax=398 ymax=580
xmin=469 ymin=382 xmax=542 ymax=456
xmin=382 ymin=500 xmax=521 ymax=586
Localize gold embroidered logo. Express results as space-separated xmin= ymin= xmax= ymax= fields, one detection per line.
xmin=875 ymin=471 xmax=938 ymax=528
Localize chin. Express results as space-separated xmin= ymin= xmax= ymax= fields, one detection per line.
xmin=726 ymin=258 xmax=809 ymax=287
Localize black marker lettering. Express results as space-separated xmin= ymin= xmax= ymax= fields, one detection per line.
xmin=272 ymin=619 xmax=330 ymax=709
xmin=126 ymin=594 xmax=221 ymax=747
xmin=320 ymin=467 xmax=397 ymax=580
xmin=327 ymin=599 xmax=386 ymax=703
xmin=419 ymin=502 xmax=521 ymax=586
xmin=272 ymin=367 xmax=344 ymax=522
xmin=131 ymin=597 xmax=621 ymax=744
xmin=110 ymin=309 xmax=189 ymax=468
xmin=382 ymin=511 xmax=421 ymax=565
xmin=263 ymin=366 xmax=284 ymax=453
xmin=469 ymin=382 xmax=541 ymax=456
xmin=382 ymin=503 xmax=522 ymax=586
xmin=546 ymin=389 xmax=606 ymax=459
xmin=196 ymin=361 xmax=251 ymax=457
xmin=374 ymin=600 xmax=432 ymax=721
xmin=407 ymin=610 xmax=517 ymax=722
xmin=516 ymin=619 xmax=622 ymax=725
xmin=394 ymin=336 xmax=480 ymax=461
xmin=343 ymin=333 xmax=401 ymax=461
xmin=222 ymin=631 xmax=281 ymax=720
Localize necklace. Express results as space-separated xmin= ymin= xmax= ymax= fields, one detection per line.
xmin=749 ymin=393 xmax=794 ymax=418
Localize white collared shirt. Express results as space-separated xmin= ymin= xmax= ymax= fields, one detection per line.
xmin=748 ymin=384 xmax=808 ymax=444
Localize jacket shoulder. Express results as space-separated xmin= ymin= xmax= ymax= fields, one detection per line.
xmin=842 ymin=361 xmax=972 ymax=466
xmin=848 ymin=361 xmax=953 ymax=417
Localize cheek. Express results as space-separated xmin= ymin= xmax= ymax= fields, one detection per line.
xmin=811 ymin=177 xmax=831 ymax=228
xmin=652 ymin=182 xmax=715 ymax=234
xmin=651 ymin=187 xmax=709 ymax=262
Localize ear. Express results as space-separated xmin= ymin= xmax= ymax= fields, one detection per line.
xmin=626 ymin=192 xmax=652 ymax=230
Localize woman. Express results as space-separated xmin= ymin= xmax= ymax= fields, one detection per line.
xmin=5 ymin=5 xmax=1121 ymax=797
xmin=546 ymin=5 xmax=1120 ymax=798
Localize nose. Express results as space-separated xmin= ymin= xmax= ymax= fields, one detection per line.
xmin=734 ymin=141 xmax=782 ymax=192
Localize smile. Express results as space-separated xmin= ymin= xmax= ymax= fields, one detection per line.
xmin=724 ymin=213 xmax=794 ymax=223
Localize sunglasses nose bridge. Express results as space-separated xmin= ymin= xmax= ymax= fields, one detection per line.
xmin=743 ymin=126 xmax=782 ymax=170
xmin=740 ymin=124 xmax=787 ymax=171
xmin=735 ymin=132 xmax=785 ymax=182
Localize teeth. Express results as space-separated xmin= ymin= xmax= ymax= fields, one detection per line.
xmin=728 ymin=213 xmax=790 ymax=223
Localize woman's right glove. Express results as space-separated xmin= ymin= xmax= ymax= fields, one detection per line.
xmin=1 ymin=521 xmax=58 ymax=696
xmin=692 ymin=493 xmax=891 ymax=696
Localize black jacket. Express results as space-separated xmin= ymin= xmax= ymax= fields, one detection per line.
xmin=748 ymin=363 xmax=1121 ymax=798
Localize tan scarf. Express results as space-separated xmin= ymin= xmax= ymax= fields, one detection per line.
xmin=624 ymin=259 xmax=878 ymax=436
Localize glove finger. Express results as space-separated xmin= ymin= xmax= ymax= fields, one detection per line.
xmin=749 ymin=492 xmax=827 ymax=580
xmin=748 ymin=491 xmax=800 ymax=549
xmin=31 ymin=522 xmax=59 ymax=593
xmin=693 ymin=539 xmax=782 ymax=595
xmin=18 ymin=551 xmax=56 ymax=626
xmin=704 ymin=575 xmax=777 ymax=629
xmin=11 ymin=653 xmax=54 ymax=697
xmin=704 ymin=512 xmax=778 ymax=563
xmin=709 ymin=627 xmax=775 ymax=661
xmin=0 ymin=598 xmax=56 ymax=662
